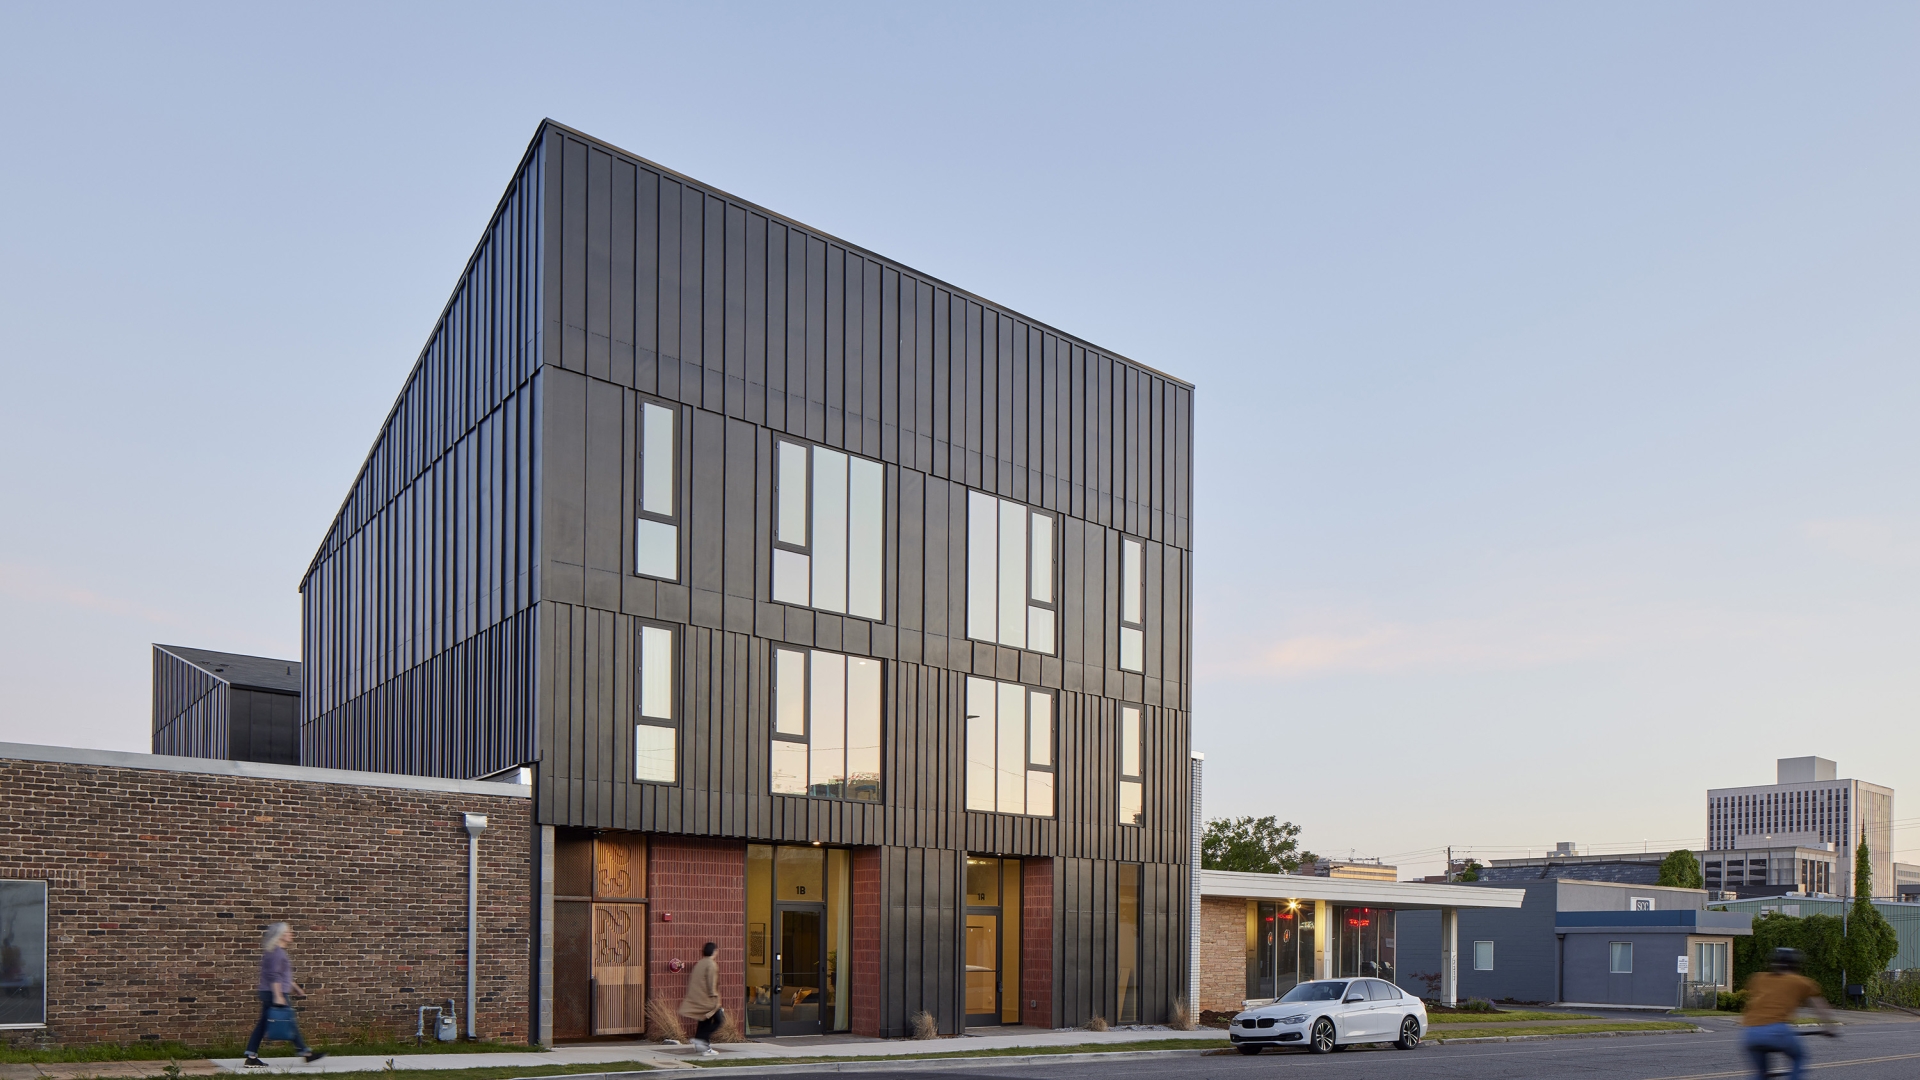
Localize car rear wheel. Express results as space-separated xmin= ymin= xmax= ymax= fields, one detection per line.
xmin=1236 ymin=1044 xmax=1263 ymax=1055
xmin=1396 ymin=1016 xmax=1421 ymax=1050
xmin=1308 ymin=1018 xmax=1336 ymax=1054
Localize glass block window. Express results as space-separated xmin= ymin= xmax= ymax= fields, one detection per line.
xmin=634 ymin=623 xmax=676 ymax=783
xmin=964 ymin=677 xmax=1055 ymax=817
xmin=772 ymin=441 xmax=885 ymax=621
xmin=966 ymin=492 xmax=1055 ymax=654
xmin=771 ymin=647 xmax=882 ymax=801
xmin=635 ymin=401 xmax=679 ymax=581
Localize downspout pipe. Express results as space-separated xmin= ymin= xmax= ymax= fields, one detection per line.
xmin=463 ymin=813 xmax=489 ymax=1041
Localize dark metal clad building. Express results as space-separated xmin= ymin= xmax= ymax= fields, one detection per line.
xmin=300 ymin=121 xmax=1195 ymax=1041
xmin=151 ymin=645 xmax=302 ymax=765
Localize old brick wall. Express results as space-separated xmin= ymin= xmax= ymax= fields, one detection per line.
xmin=1021 ymin=860 xmax=1053 ymax=1028
xmin=643 ymin=837 xmax=744 ymax=1038
xmin=0 ymin=756 xmax=533 ymax=1047
xmin=1197 ymin=896 xmax=1247 ymax=1013
xmin=848 ymin=848 xmax=881 ymax=1036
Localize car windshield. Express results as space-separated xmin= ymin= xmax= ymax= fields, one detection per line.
xmin=1277 ymin=981 xmax=1348 ymax=1002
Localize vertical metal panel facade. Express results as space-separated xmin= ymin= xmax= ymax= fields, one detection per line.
xmin=152 ymin=646 xmax=228 ymax=759
xmin=303 ymin=122 xmax=1195 ymax=1034
xmin=299 ymin=135 xmax=547 ymax=779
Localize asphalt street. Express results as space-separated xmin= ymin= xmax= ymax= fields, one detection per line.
xmin=750 ymin=1019 xmax=1920 ymax=1080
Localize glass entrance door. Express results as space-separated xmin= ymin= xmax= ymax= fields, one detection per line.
xmin=964 ymin=912 xmax=1000 ymax=1024
xmin=773 ymin=904 xmax=825 ymax=1036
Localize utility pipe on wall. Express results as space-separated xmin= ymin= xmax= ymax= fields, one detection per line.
xmin=463 ymin=813 xmax=489 ymax=1041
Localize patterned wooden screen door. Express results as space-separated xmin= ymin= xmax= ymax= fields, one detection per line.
xmin=591 ymin=836 xmax=647 ymax=1035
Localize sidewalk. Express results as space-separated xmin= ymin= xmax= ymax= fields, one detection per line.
xmin=191 ymin=1027 xmax=1226 ymax=1075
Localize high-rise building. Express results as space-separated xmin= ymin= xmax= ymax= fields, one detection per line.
xmin=1706 ymin=757 xmax=1893 ymax=899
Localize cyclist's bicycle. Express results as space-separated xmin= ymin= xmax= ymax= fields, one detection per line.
xmin=1757 ymin=1026 xmax=1836 ymax=1079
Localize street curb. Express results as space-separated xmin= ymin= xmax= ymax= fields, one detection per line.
xmin=520 ymin=1046 xmax=1228 ymax=1077
xmin=1433 ymin=1025 xmax=1703 ymax=1045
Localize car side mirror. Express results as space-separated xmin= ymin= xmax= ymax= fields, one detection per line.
xmin=1345 ymin=994 xmax=1366 ymax=1003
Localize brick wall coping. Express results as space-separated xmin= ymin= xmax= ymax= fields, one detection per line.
xmin=0 ymin=741 xmax=531 ymax=798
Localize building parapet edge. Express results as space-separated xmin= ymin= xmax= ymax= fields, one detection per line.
xmin=0 ymin=741 xmax=531 ymax=798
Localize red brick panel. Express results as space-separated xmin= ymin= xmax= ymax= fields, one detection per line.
xmin=849 ymin=848 xmax=881 ymax=1036
xmin=1020 ymin=859 xmax=1053 ymax=1028
xmin=643 ymin=837 xmax=744 ymax=1038
xmin=1198 ymin=897 xmax=1248 ymax=1012
xmin=0 ymin=759 xmax=533 ymax=1047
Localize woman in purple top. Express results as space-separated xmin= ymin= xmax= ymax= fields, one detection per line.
xmin=243 ymin=923 xmax=324 ymax=1068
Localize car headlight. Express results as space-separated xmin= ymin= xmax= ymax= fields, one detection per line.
xmin=1278 ymin=1014 xmax=1308 ymax=1025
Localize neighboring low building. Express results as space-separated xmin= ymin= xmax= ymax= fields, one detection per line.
xmin=1311 ymin=859 xmax=1397 ymax=881
xmin=1710 ymin=895 xmax=1920 ymax=972
xmin=1398 ymin=879 xmax=1750 ymax=1008
xmin=152 ymin=644 xmax=302 ymax=764
xmin=1701 ymin=844 xmax=1838 ymax=898
xmin=1482 ymin=851 xmax=1665 ymax=886
xmin=1195 ymin=870 xmax=1524 ymax=1012
xmin=1894 ymin=862 xmax=1920 ymax=903
xmin=0 ymin=741 xmax=531 ymax=1045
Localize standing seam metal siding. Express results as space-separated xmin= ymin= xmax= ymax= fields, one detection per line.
xmin=152 ymin=646 xmax=229 ymax=759
xmin=299 ymin=136 xmax=547 ymax=779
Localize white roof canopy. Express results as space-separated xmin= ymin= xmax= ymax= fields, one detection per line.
xmin=1201 ymin=869 xmax=1525 ymax=911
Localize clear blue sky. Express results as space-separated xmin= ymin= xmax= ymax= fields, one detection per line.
xmin=2 ymin=4 xmax=1915 ymax=878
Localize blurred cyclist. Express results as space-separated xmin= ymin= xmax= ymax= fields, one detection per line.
xmin=1741 ymin=947 xmax=1836 ymax=1080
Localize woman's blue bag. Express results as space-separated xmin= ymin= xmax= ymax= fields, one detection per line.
xmin=264 ymin=1004 xmax=300 ymax=1042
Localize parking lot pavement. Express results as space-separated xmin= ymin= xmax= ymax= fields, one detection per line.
xmin=727 ymin=1015 xmax=1920 ymax=1080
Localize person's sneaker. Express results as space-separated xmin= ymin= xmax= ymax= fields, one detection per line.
xmin=700 ymin=1049 xmax=720 ymax=1057
xmin=302 ymin=1051 xmax=327 ymax=1064
xmin=691 ymin=1039 xmax=708 ymax=1053
xmin=242 ymin=1055 xmax=269 ymax=1069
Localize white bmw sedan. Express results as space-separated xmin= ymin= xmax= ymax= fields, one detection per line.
xmin=1228 ymin=978 xmax=1427 ymax=1055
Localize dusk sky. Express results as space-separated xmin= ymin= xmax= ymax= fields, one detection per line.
xmin=2 ymin=3 xmax=1915 ymax=878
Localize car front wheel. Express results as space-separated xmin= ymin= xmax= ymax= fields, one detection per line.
xmin=1396 ymin=1016 xmax=1421 ymax=1050
xmin=1309 ymin=1018 xmax=1337 ymax=1054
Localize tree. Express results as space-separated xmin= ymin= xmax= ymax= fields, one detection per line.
xmin=1736 ymin=911 xmax=1848 ymax=1002
xmin=1845 ymin=831 xmax=1898 ymax=990
xmin=1456 ymin=860 xmax=1483 ymax=882
xmin=1201 ymin=816 xmax=1317 ymax=874
xmin=1658 ymin=849 xmax=1704 ymax=890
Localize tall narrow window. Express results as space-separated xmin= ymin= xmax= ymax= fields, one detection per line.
xmin=771 ymin=647 xmax=881 ymax=801
xmin=964 ymin=677 xmax=1055 ymax=816
xmin=772 ymin=441 xmax=884 ymax=620
xmin=1119 ymin=537 xmax=1145 ymax=672
xmin=1118 ymin=705 xmax=1143 ymax=826
xmin=636 ymin=402 xmax=679 ymax=581
xmin=966 ymin=492 xmax=1055 ymax=654
xmin=1116 ymin=864 xmax=1140 ymax=1024
xmin=0 ymin=881 xmax=45 ymax=1027
xmin=635 ymin=624 xmax=676 ymax=783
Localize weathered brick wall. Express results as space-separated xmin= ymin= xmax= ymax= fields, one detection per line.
xmin=1021 ymin=860 xmax=1053 ymax=1028
xmin=643 ymin=838 xmax=744 ymax=1038
xmin=1197 ymin=896 xmax=1247 ymax=1012
xmin=0 ymin=757 xmax=533 ymax=1047
xmin=848 ymin=849 xmax=881 ymax=1036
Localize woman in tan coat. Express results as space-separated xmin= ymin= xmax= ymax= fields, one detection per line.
xmin=678 ymin=942 xmax=722 ymax=1056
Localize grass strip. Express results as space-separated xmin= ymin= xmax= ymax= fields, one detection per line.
xmin=688 ymin=1038 xmax=1228 ymax=1068
xmin=12 ymin=1064 xmax=650 ymax=1080
xmin=0 ymin=1043 xmax=541 ymax=1065
xmin=1431 ymin=1021 xmax=1696 ymax=1040
xmin=1428 ymin=1011 xmax=1597 ymax=1024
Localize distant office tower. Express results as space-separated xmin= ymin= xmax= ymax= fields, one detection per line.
xmin=1706 ymin=757 xmax=1893 ymax=899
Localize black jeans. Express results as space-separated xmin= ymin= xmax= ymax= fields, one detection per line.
xmin=693 ymin=1009 xmax=723 ymax=1043
xmin=246 ymin=991 xmax=310 ymax=1055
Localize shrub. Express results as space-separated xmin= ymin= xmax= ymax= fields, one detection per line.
xmin=1870 ymin=970 xmax=1920 ymax=1010
xmin=645 ymin=999 xmax=686 ymax=1043
xmin=1716 ymin=990 xmax=1748 ymax=1012
xmin=713 ymin=1011 xmax=745 ymax=1043
xmin=1168 ymin=999 xmax=1197 ymax=1031
xmin=1085 ymin=1015 xmax=1110 ymax=1031
xmin=909 ymin=1011 xmax=939 ymax=1040
xmin=1460 ymin=998 xmax=1496 ymax=1013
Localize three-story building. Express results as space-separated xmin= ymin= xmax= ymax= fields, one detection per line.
xmin=299 ymin=121 xmax=1195 ymax=1042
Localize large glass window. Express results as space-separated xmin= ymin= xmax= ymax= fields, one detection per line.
xmin=773 ymin=441 xmax=884 ymax=621
xmin=0 ymin=880 xmax=45 ymax=1028
xmin=1119 ymin=537 xmax=1145 ymax=672
xmin=1118 ymin=705 xmax=1143 ymax=826
xmin=636 ymin=401 xmax=679 ymax=581
xmin=964 ymin=677 xmax=1055 ymax=816
xmin=743 ymin=844 xmax=852 ymax=1037
xmin=1117 ymin=864 xmax=1140 ymax=1024
xmin=1245 ymin=898 xmax=1314 ymax=1000
xmin=634 ymin=624 xmax=676 ymax=783
xmin=771 ymin=648 xmax=881 ymax=801
xmin=1333 ymin=906 xmax=1396 ymax=983
xmin=966 ymin=492 xmax=1055 ymax=653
